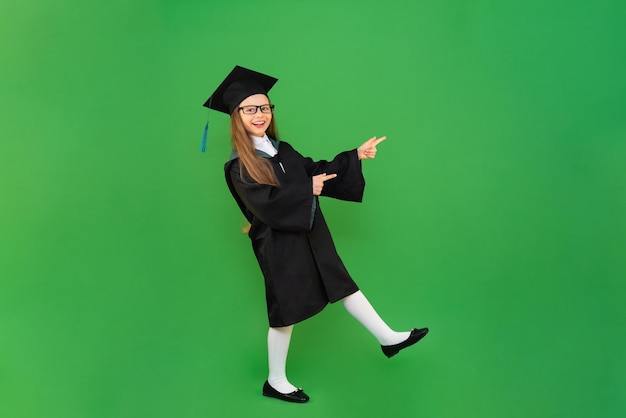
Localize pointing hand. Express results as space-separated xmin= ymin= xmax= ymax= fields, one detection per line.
xmin=358 ymin=136 xmax=387 ymax=160
xmin=312 ymin=173 xmax=337 ymax=195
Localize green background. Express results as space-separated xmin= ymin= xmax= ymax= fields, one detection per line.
xmin=1 ymin=0 xmax=625 ymax=417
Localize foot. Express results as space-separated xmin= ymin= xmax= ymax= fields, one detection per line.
xmin=381 ymin=327 xmax=429 ymax=358
xmin=262 ymin=381 xmax=310 ymax=403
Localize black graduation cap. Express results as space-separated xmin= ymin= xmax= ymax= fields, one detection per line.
xmin=203 ymin=65 xmax=278 ymax=115
xmin=200 ymin=65 xmax=278 ymax=152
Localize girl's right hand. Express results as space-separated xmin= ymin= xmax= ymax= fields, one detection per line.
xmin=312 ymin=173 xmax=337 ymax=195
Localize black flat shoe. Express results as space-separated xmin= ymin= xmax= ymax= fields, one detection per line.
xmin=262 ymin=381 xmax=310 ymax=403
xmin=381 ymin=327 xmax=429 ymax=358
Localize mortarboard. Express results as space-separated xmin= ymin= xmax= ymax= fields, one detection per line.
xmin=204 ymin=65 xmax=278 ymax=114
xmin=200 ymin=66 xmax=278 ymax=151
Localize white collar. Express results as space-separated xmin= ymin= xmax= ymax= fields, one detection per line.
xmin=251 ymin=134 xmax=277 ymax=156
xmin=251 ymin=134 xmax=271 ymax=147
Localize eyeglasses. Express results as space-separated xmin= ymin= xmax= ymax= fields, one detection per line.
xmin=238 ymin=104 xmax=275 ymax=114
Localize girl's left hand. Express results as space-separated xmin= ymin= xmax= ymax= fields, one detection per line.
xmin=357 ymin=136 xmax=387 ymax=160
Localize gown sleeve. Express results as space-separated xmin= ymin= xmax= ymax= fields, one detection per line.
xmin=296 ymin=147 xmax=365 ymax=202
xmin=225 ymin=159 xmax=315 ymax=232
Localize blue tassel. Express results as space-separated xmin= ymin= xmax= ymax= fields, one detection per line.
xmin=200 ymin=121 xmax=208 ymax=152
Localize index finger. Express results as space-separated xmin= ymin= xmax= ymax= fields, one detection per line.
xmin=321 ymin=173 xmax=337 ymax=182
xmin=373 ymin=136 xmax=387 ymax=146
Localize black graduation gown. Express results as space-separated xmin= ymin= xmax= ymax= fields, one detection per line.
xmin=224 ymin=140 xmax=364 ymax=327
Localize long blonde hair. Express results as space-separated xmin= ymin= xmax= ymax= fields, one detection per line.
xmin=230 ymin=106 xmax=280 ymax=186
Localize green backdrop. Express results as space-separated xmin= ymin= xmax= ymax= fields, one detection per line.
xmin=1 ymin=1 xmax=625 ymax=417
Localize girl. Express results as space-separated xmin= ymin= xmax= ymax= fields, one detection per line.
xmin=203 ymin=65 xmax=428 ymax=403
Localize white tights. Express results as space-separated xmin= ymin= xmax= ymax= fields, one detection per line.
xmin=266 ymin=290 xmax=409 ymax=394
xmin=341 ymin=290 xmax=410 ymax=346
xmin=267 ymin=325 xmax=296 ymax=393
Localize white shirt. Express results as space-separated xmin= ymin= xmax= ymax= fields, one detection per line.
xmin=251 ymin=134 xmax=277 ymax=157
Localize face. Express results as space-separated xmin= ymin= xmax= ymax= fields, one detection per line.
xmin=237 ymin=94 xmax=273 ymax=137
